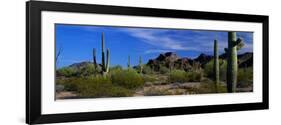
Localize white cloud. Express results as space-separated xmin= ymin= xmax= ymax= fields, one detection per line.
xmin=83 ymin=26 xmax=253 ymax=55
xmin=121 ymin=28 xmax=190 ymax=51
xmin=144 ymin=49 xmax=173 ymax=54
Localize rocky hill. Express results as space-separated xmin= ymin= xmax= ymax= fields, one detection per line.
xmin=146 ymin=52 xmax=253 ymax=71
xmin=69 ymin=61 xmax=92 ymax=69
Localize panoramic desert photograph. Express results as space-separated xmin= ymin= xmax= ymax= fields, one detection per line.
xmin=55 ymin=24 xmax=253 ymax=100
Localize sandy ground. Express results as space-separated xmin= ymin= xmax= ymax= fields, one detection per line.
xmin=55 ymin=82 xmax=252 ymax=99
xmin=56 ymin=91 xmax=78 ymax=99
xmin=134 ymin=82 xmax=201 ymax=96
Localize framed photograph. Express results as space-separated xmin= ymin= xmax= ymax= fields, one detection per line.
xmin=26 ymin=1 xmax=269 ymax=124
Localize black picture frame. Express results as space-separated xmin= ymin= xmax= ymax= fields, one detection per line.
xmin=26 ymin=1 xmax=269 ymax=124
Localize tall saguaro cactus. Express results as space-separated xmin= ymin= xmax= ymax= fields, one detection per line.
xmin=213 ymin=39 xmax=219 ymax=92
xmin=127 ymin=55 xmax=131 ymax=68
xmin=105 ymin=48 xmax=110 ymax=73
xmin=101 ymin=32 xmax=106 ymax=71
xmin=226 ymin=32 xmax=244 ymax=92
xmin=139 ymin=56 xmax=143 ymax=74
xmin=101 ymin=32 xmax=110 ymax=75
xmin=92 ymin=32 xmax=110 ymax=76
xmin=93 ymin=48 xmax=97 ymax=70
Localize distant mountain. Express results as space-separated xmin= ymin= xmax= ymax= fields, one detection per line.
xmin=147 ymin=52 xmax=180 ymax=67
xmin=194 ymin=53 xmax=212 ymax=65
xmin=147 ymin=52 xmax=196 ymax=71
xmin=146 ymin=52 xmax=253 ymax=71
xmin=238 ymin=52 xmax=253 ymax=68
xmin=69 ymin=61 xmax=92 ymax=69
xmin=220 ymin=52 xmax=253 ymax=67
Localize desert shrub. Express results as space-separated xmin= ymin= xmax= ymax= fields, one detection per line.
xmin=110 ymin=69 xmax=144 ymax=89
xmin=203 ymin=59 xmax=214 ymax=77
xmin=217 ymin=84 xmax=227 ymax=93
xmin=56 ymin=67 xmax=77 ymax=77
xmin=204 ymin=59 xmax=227 ymax=81
xmin=169 ymin=70 xmax=189 ymax=83
xmin=194 ymin=78 xmax=227 ymax=94
xmin=105 ymin=86 xmax=133 ymax=97
xmin=142 ymin=75 xmax=157 ymax=82
xmin=142 ymin=65 xmax=154 ymax=74
xmin=57 ymin=64 xmax=103 ymax=77
xmin=77 ymin=63 xmax=97 ymax=76
xmin=133 ymin=65 xmax=144 ymax=73
xmin=110 ymin=65 xmax=123 ymax=71
xmin=186 ymin=71 xmax=202 ymax=82
xmin=159 ymin=66 xmax=170 ymax=74
xmin=55 ymin=84 xmax=64 ymax=92
xmin=237 ymin=67 xmax=253 ymax=88
xmin=56 ymin=77 xmax=80 ymax=91
xmin=109 ymin=65 xmax=123 ymax=75
xmin=219 ymin=60 xmax=227 ymax=81
xmin=144 ymin=87 xmax=172 ymax=96
xmin=169 ymin=69 xmax=202 ymax=83
xmin=68 ymin=76 xmax=133 ymax=98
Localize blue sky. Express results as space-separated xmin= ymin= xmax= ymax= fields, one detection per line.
xmin=55 ymin=24 xmax=253 ymax=68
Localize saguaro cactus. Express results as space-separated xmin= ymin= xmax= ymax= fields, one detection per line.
xmin=105 ymin=48 xmax=110 ymax=73
xmin=139 ymin=56 xmax=143 ymax=74
xmin=127 ymin=55 xmax=131 ymax=68
xmin=226 ymin=32 xmax=244 ymax=92
xmin=101 ymin=32 xmax=110 ymax=75
xmin=92 ymin=33 xmax=110 ymax=76
xmin=93 ymin=48 xmax=97 ymax=70
xmin=101 ymin=33 xmax=106 ymax=71
xmin=213 ymin=39 xmax=219 ymax=92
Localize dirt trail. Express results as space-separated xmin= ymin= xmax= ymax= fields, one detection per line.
xmin=56 ymin=91 xmax=78 ymax=99
xmin=134 ymin=82 xmax=201 ymax=96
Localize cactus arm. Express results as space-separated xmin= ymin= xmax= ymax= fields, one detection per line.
xmin=224 ymin=48 xmax=228 ymax=53
xmin=235 ymin=38 xmax=244 ymax=50
xmin=106 ymin=48 xmax=110 ymax=73
xmin=236 ymin=38 xmax=243 ymax=45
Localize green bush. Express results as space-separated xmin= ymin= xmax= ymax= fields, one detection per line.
xmin=56 ymin=78 xmax=78 ymax=91
xmin=237 ymin=67 xmax=253 ymax=88
xmin=56 ymin=76 xmax=96 ymax=92
xmin=60 ymin=76 xmax=133 ymax=98
xmin=143 ymin=65 xmax=154 ymax=74
xmin=159 ymin=66 xmax=170 ymax=74
xmin=57 ymin=64 xmax=103 ymax=77
xmin=77 ymin=63 xmax=97 ymax=76
xmin=169 ymin=70 xmax=202 ymax=83
xmin=204 ymin=59 xmax=227 ymax=81
xmin=110 ymin=69 xmax=144 ymax=89
xmin=142 ymin=75 xmax=157 ymax=83
xmin=219 ymin=60 xmax=227 ymax=81
xmin=169 ymin=70 xmax=188 ymax=83
xmin=191 ymin=78 xmax=227 ymax=94
xmin=56 ymin=67 xmax=77 ymax=77
xmin=110 ymin=65 xmax=123 ymax=71
xmin=186 ymin=71 xmax=202 ymax=82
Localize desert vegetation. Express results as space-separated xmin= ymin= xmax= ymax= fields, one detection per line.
xmin=55 ymin=31 xmax=253 ymax=99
